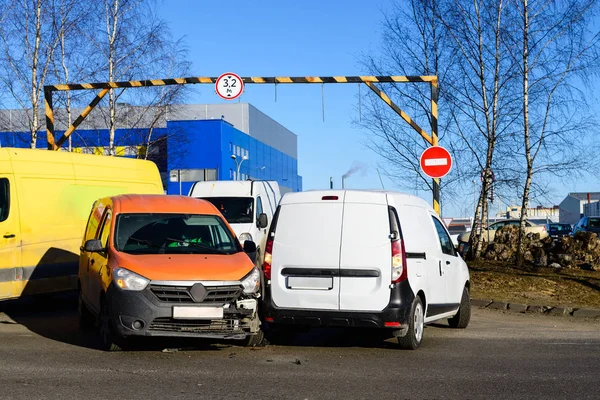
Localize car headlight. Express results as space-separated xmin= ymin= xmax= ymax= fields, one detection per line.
xmin=241 ymin=267 xmax=260 ymax=294
xmin=114 ymin=267 xmax=150 ymax=291
xmin=239 ymin=232 xmax=253 ymax=244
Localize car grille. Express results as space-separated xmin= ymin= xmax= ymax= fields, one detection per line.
xmin=149 ymin=318 xmax=245 ymax=333
xmin=149 ymin=285 xmax=242 ymax=304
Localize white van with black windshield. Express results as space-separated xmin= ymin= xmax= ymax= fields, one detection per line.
xmin=188 ymin=180 xmax=281 ymax=268
xmin=260 ymin=190 xmax=471 ymax=349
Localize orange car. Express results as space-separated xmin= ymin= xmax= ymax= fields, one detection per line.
xmin=78 ymin=194 xmax=261 ymax=351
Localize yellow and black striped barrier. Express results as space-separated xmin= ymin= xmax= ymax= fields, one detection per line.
xmin=44 ymin=75 xmax=441 ymax=215
xmin=44 ymin=76 xmax=438 ymax=92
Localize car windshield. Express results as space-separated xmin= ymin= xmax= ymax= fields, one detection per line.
xmin=199 ymin=197 xmax=254 ymax=224
xmin=588 ymin=218 xmax=600 ymax=228
xmin=114 ymin=213 xmax=241 ymax=255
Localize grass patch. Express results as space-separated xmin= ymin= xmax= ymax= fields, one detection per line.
xmin=468 ymin=261 xmax=600 ymax=309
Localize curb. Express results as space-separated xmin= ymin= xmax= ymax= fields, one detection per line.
xmin=471 ymin=298 xmax=600 ymax=319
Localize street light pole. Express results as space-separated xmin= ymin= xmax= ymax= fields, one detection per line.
xmin=231 ymin=154 xmax=248 ymax=180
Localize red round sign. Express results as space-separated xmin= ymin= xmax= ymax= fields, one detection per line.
xmin=215 ymin=72 xmax=244 ymax=100
xmin=420 ymin=146 xmax=453 ymax=179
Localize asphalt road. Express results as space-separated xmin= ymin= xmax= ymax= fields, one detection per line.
xmin=1 ymin=295 xmax=599 ymax=400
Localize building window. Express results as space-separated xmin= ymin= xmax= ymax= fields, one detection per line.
xmin=229 ymin=142 xmax=232 ymax=153
xmin=229 ymin=169 xmax=233 ymax=179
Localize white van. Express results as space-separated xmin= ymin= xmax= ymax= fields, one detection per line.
xmin=260 ymin=190 xmax=471 ymax=349
xmin=188 ymin=180 xmax=281 ymax=266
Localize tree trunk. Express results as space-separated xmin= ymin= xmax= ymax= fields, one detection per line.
xmin=517 ymin=0 xmax=531 ymax=267
xmin=107 ymin=0 xmax=118 ymax=156
xmin=30 ymin=0 xmax=43 ymax=149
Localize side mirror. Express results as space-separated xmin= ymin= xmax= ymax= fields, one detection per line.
xmin=83 ymin=239 xmax=105 ymax=253
xmin=257 ymin=213 xmax=268 ymax=229
xmin=243 ymin=240 xmax=257 ymax=263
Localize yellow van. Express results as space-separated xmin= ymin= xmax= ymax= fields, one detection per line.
xmin=0 ymin=147 xmax=164 ymax=301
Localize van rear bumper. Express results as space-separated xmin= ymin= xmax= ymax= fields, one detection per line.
xmin=105 ymin=284 xmax=256 ymax=340
xmin=261 ymin=280 xmax=415 ymax=330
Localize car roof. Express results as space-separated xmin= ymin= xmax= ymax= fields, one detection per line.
xmin=111 ymin=194 xmax=220 ymax=215
xmin=280 ymin=189 xmax=432 ymax=209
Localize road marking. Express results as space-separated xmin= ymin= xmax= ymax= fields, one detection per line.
xmin=424 ymin=158 xmax=448 ymax=166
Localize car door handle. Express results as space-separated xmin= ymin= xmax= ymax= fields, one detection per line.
xmin=438 ymin=260 xmax=442 ymax=276
xmin=3 ymin=233 xmax=15 ymax=238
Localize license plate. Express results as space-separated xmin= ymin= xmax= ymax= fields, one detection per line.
xmin=286 ymin=276 xmax=333 ymax=290
xmin=172 ymin=306 xmax=223 ymax=320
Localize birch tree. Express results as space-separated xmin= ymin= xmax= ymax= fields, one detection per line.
xmin=358 ymin=0 xmax=461 ymax=209
xmin=439 ymin=0 xmax=522 ymax=260
xmin=507 ymin=0 xmax=600 ymax=265
xmin=361 ymin=0 xmax=520 ymax=259
xmin=0 ymin=0 xmax=63 ymax=148
xmin=84 ymin=0 xmax=189 ymax=156
xmin=51 ymin=0 xmax=92 ymax=151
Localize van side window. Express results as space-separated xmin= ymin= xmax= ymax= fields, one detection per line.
xmin=432 ymin=217 xmax=455 ymax=256
xmin=98 ymin=210 xmax=113 ymax=249
xmin=256 ymin=196 xmax=263 ymax=219
xmin=0 ymin=178 xmax=9 ymax=222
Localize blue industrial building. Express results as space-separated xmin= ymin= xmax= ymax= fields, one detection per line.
xmin=0 ymin=103 xmax=302 ymax=194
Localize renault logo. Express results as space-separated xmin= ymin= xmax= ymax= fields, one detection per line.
xmin=189 ymin=283 xmax=208 ymax=302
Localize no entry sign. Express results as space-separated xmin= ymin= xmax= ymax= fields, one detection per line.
xmin=420 ymin=146 xmax=453 ymax=179
xmin=215 ymin=72 xmax=244 ymax=100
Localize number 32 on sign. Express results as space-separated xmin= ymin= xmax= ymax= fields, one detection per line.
xmin=216 ymin=72 xmax=244 ymax=100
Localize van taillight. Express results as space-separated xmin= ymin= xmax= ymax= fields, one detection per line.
xmin=391 ymin=238 xmax=408 ymax=283
xmin=263 ymin=235 xmax=273 ymax=280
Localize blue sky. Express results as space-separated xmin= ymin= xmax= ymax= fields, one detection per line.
xmin=157 ymin=0 xmax=599 ymax=218
xmin=156 ymin=1 xmax=404 ymax=191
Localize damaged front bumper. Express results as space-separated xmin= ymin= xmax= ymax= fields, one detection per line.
xmin=106 ymin=281 xmax=260 ymax=340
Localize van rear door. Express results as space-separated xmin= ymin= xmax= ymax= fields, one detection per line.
xmin=270 ymin=192 xmax=344 ymax=310
xmin=338 ymin=192 xmax=391 ymax=311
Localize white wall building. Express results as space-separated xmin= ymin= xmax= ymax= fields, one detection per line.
xmin=501 ymin=205 xmax=559 ymax=222
xmin=559 ymin=192 xmax=600 ymax=224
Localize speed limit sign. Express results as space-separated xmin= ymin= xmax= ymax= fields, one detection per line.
xmin=215 ymin=72 xmax=244 ymax=100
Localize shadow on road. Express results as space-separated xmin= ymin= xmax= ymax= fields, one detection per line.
xmin=0 ymin=293 xmax=245 ymax=352
xmin=1 ymin=293 xmax=449 ymax=352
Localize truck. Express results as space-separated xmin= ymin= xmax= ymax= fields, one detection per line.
xmin=187 ymin=180 xmax=282 ymax=267
xmin=0 ymin=147 xmax=164 ymax=301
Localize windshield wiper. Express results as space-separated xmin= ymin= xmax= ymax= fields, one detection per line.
xmin=165 ymin=238 xmax=229 ymax=254
xmin=127 ymin=237 xmax=163 ymax=248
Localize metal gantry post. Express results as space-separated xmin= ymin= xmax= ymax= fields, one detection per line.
xmin=44 ymin=87 xmax=56 ymax=150
xmin=431 ymin=79 xmax=441 ymax=216
xmin=43 ymin=75 xmax=443 ymax=215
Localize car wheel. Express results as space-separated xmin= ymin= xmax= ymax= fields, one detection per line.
xmin=397 ymin=296 xmax=424 ymax=350
xmin=78 ymin=288 xmax=96 ymax=331
xmin=99 ymin=297 xmax=122 ymax=352
xmin=241 ymin=329 xmax=265 ymax=347
xmin=448 ymin=286 xmax=471 ymax=329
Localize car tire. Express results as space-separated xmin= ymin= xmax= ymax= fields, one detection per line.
xmin=78 ymin=288 xmax=96 ymax=331
xmin=397 ymin=296 xmax=424 ymax=350
xmin=99 ymin=297 xmax=122 ymax=352
xmin=448 ymin=286 xmax=471 ymax=329
xmin=241 ymin=329 xmax=265 ymax=347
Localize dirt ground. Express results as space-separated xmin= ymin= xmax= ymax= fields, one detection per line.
xmin=469 ymin=261 xmax=600 ymax=309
